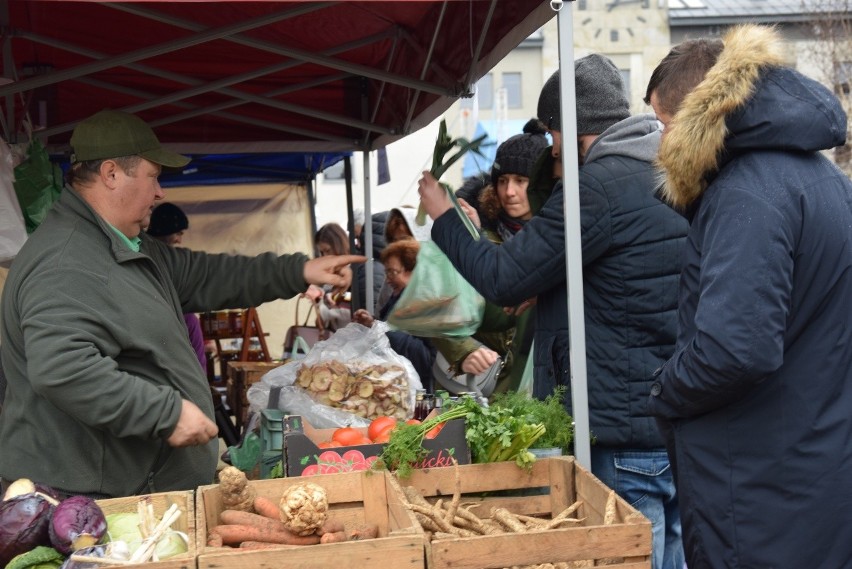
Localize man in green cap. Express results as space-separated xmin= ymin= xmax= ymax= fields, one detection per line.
xmin=0 ymin=110 xmax=363 ymax=498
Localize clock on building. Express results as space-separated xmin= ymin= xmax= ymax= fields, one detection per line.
xmin=577 ymin=0 xmax=656 ymax=45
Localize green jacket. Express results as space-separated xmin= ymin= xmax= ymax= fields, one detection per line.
xmin=0 ymin=187 xmax=308 ymax=497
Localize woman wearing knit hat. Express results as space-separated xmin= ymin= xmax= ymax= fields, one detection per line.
xmin=418 ymin=53 xmax=687 ymax=569
xmin=432 ymin=120 xmax=548 ymax=395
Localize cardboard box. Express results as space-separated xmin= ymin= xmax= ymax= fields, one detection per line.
xmin=95 ymin=491 xmax=195 ymax=569
xmin=392 ymin=456 xmax=652 ymax=569
xmin=196 ymin=470 xmax=424 ymax=569
xmin=278 ymin=414 xmax=470 ymax=477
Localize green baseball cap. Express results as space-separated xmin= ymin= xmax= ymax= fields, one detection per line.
xmin=70 ymin=109 xmax=190 ymax=168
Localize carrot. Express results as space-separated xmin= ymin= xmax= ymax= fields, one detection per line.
xmin=220 ymin=509 xmax=288 ymax=533
xmin=253 ymin=496 xmax=281 ymax=521
xmin=347 ymin=523 xmax=379 ymax=541
xmin=320 ymin=530 xmax=348 ymax=544
xmin=316 ymin=517 xmax=345 ymax=536
xmin=209 ymin=524 xmax=322 ymax=546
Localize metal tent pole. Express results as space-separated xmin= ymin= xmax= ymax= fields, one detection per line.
xmin=556 ymin=2 xmax=591 ymax=469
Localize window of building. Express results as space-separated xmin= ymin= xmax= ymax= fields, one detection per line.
xmin=503 ymin=72 xmax=522 ymax=108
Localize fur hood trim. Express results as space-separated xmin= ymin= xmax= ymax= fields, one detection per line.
xmin=658 ymin=25 xmax=785 ymax=209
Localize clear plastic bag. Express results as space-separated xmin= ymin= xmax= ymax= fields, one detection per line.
xmin=247 ymin=321 xmax=422 ymax=428
xmin=387 ymin=240 xmax=485 ymax=338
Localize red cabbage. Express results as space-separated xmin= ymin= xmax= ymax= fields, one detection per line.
xmin=49 ymin=496 xmax=107 ymax=555
xmin=0 ymin=494 xmax=55 ymax=566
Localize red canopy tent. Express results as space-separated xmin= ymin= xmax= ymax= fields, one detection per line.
xmin=1 ymin=0 xmax=552 ymax=153
xmin=0 ymin=1 xmax=593 ymax=466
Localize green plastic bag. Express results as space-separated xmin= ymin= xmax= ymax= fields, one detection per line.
xmin=517 ymin=340 xmax=535 ymax=397
xmin=13 ymin=139 xmax=63 ymax=233
xmin=388 ymin=240 xmax=485 ymax=338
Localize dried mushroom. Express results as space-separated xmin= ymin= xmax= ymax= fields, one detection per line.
xmin=295 ymin=359 xmax=412 ymax=420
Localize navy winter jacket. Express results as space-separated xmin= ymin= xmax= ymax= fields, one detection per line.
xmin=648 ymin=26 xmax=852 ymax=568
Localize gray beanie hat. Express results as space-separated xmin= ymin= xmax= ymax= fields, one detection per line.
xmin=537 ymin=71 xmax=561 ymax=131
xmin=537 ymin=54 xmax=631 ymax=135
xmin=490 ymin=119 xmax=549 ymax=187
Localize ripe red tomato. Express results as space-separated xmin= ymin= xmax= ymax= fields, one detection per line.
xmin=372 ymin=430 xmax=392 ymax=444
xmin=368 ymin=416 xmax=398 ymax=441
xmin=332 ymin=427 xmax=365 ymax=446
xmin=405 ymin=419 xmax=421 ymax=426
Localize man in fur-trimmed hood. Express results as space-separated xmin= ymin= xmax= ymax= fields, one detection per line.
xmin=645 ymin=25 xmax=852 ymax=568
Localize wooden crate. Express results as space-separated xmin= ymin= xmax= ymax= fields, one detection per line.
xmin=392 ymin=456 xmax=652 ymax=569
xmin=196 ymin=470 xmax=425 ymax=569
xmin=95 ymin=491 xmax=196 ymax=569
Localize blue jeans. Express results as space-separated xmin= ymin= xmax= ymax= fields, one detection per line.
xmin=591 ymin=448 xmax=684 ymax=569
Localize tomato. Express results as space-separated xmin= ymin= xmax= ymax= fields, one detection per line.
xmin=332 ymin=427 xmax=365 ymax=446
xmin=424 ymin=422 xmax=445 ymax=439
xmin=372 ymin=431 xmax=392 ymax=444
xmin=368 ymin=416 xmax=398 ymax=441
xmin=350 ymin=436 xmax=374 ymax=446
xmin=405 ymin=419 xmax=422 ymax=426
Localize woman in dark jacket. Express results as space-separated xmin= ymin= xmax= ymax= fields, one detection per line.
xmin=433 ymin=122 xmax=548 ymax=394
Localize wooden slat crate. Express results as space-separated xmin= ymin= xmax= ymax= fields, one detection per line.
xmin=196 ymin=470 xmax=425 ymax=569
xmin=95 ymin=491 xmax=196 ymax=569
xmin=391 ymin=456 xmax=652 ymax=569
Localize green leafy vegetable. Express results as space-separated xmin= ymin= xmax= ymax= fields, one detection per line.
xmin=375 ymin=395 xmax=550 ymax=476
xmin=461 ymin=401 xmax=545 ymax=469
xmin=490 ymin=386 xmax=574 ymax=453
xmin=416 ymin=118 xmax=489 ymax=237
